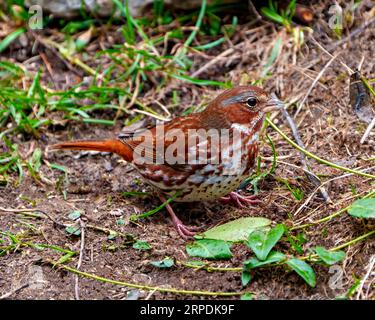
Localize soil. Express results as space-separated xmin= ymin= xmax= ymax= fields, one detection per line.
xmin=0 ymin=1 xmax=374 ymax=300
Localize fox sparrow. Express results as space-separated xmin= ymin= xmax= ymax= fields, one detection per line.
xmin=51 ymin=86 xmax=280 ymax=239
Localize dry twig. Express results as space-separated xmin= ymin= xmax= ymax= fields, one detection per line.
xmin=276 ymin=95 xmax=331 ymax=203
xmin=361 ymin=117 xmax=375 ymax=144
xmin=295 ymin=54 xmax=338 ymax=117
xmin=356 ymin=255 xmax=375 ymax=300
xmin=0 ymin=283 xmax=29 ymax=300
xmin=74 ymin=219 xmax=86 ymax=300
xmin=326 ymin=16 xmax=375 ymax=52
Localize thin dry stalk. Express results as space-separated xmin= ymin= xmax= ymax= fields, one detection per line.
xmin=279 ymin=102 xmax=331 ymax=204
xmin=190 ymin=32 xmax=259 ymax=78
xmin=293 ymin=166 xmax=375 ymax=220
xmin=0 ymin=283 xmax=29 ymax=300
xmin=326 ymin=16 xmax=375 ymax=52
xmin=74 ymin=219 xmax=86 ymax=300
xmin=356 ymin=255 xmax=375 ymax=300
xmin=360 ymin=116 xmax=375 ymax=144
xmin=295 ymin=54 xmax=338 ymax=117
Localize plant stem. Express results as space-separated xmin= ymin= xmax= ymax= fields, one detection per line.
xmin=266 ymin=118 xmax=375 ymax=180
xmin=130 ymin=191 xmax=181 ymax=220
xmin=47 ymin=261 xmax=248 ymax=297
xmin=330 ymin=230 xmax=375 ymax=251
xmin=299 ymin=230 xmax=375 ymax=261
xmin=178 ymin=261 xmax=242 ymax=272
xmin=291 ymin=189 xmax=375 ymax=230
xmin=173 ymin=0 xmax=207 ymax=63
xmin=291 ymin=207 xmax=347 ymax=231
xmin=360 ymin=76 xmax=375 ymax=98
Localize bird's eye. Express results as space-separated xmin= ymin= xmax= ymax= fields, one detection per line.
xmin=246 ymin=97 xmax=257 ymax=108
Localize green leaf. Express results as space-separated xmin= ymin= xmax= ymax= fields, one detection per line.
xmin=244 ymin=251 xmax=285 ymax=269
xmin=260 ymin=7 xmax=284 ymax=24
xmin=197 ymin=217 xmax=271 ymax=242
xmin=286 ymin=258 xmax=316 ymax=287
xmin=150 ymin=257 xmax=174 ymax=269
xmin=181 ymin=0 xmax=206 ymax=47
xmin=122 ymin=191 xmax=151 ymax=197
xmin=28 ymin=148 xmax=42 ymax=173
xmin=247 ymin=224 xmax=285 ymax=260
xmin=347 ymin=198 xmax=375 ymax=219
xmin=133 ymin=240 xmax=151 ymax=251
xmin=193 ymin=37 xmax=225 ymax=50
xmin=186 ymin=239 xmax=232 ymax=260
xmin=264 ymin=37 xmax=282 ymax=71
xmin=107 ymin=231 xmax=117 ymax=240
xmin=346 ymin=276 xmax=361 ymax=298
xmin=65 ymin=225 xmax=81 ymax=236
xmin=62 ymin=20 xmax=94 ymax=34
xmin=33 ymin=244 xmax=45 ymax=250
xmin=49 ymin=163 xmax=68 ymax=173
xmin=241 ymin=271 xmax=252 ymax=287
xmin=314 ymin=247 xmax=345 ymax=265
xmin=169 ymin=73 xmax=229 ymax=87
xmin=116 ymin=219 xmax=125 ymax=225
xmin=240 ymin=293 xmax=253 ymax=300
xmin=82 ymin=118 xmax=114 ymax=126
xmin=0 ymin=28 xmax=26 ymax=53
xmin=286 ymin=0 xmax=297 ymax=18
xmin=286 ymin=232 xmax=307 ymax=254
xmin=68 ymin=210 xmax=81 ymax=220
xmin=54 ymin=252 xmax=75 ymax=266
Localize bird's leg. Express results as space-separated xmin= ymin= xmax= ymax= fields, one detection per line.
xmin=160 ymin=196 xmax=198 ymax=239
xmin=220 ymin=191 xmax=261 ymax=208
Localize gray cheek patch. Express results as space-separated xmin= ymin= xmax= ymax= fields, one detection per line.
xmin=221 ymin=92 xmax=255 ymax=106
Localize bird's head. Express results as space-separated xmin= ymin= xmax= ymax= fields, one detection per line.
xmin=202 ymin=86 xmax=282 ymax=132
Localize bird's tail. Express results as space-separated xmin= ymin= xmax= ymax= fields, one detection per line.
xmin=49 ymin=139 xmax=133 ymax=162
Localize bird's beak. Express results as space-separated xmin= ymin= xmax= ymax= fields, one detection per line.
xmin=263 ymin=95 xmax=284 ymax=113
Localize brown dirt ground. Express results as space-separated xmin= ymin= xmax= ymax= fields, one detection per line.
xmin=0 ymin=1 xmax=374 ymax=300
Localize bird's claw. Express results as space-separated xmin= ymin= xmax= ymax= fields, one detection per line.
xmin=171 ymin=216 xmax=199 ymax=239
xmin=220 ymin=191 xmax=261 ymax=208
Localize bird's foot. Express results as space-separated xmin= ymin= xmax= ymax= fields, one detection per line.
xmin=220 ymin=191 xmax=261 ymax=208
xmin=161 ymin=196 xmax=199 ymax=240
xmin=170 ymin=215 xmax=199 ymax=240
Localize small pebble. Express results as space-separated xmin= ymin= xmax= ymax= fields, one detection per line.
xmin=104 ymin=160 xmax=113 ymax=172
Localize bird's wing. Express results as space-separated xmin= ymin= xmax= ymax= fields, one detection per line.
xmin=120 ymin=115 xmax=213 ymax=173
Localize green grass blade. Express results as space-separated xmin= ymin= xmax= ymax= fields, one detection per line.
xmin=0 ymin=28 xmax=26 ymax=53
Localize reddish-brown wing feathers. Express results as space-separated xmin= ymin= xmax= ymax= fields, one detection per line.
xmin=121 ymin=114 xmax=217 ymax=160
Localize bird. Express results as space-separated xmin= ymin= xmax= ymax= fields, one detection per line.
xmin=50 ymin=86 xmax=281 ymax=239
